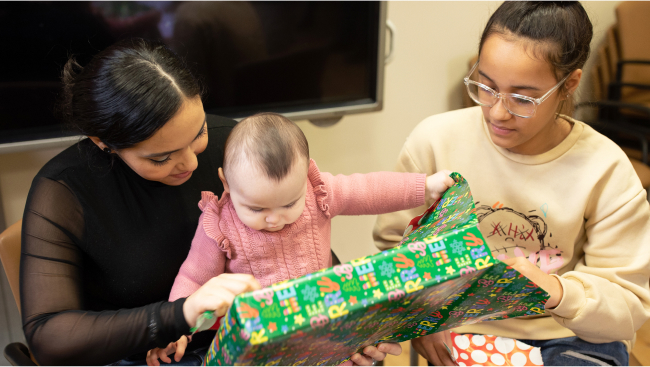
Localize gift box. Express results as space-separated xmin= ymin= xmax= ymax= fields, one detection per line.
xmin=202 ymin=173 xmax=549 ymax=366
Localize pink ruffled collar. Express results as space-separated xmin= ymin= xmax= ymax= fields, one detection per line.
xmin=197 ymin=159 xmax=331 ymax=255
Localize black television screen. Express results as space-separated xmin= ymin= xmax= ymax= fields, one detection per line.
xmin=0 ymin=1 xmax=385 ymax=148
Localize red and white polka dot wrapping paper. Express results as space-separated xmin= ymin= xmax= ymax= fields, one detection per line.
xmin=451 ymin=332 xmax=544 ymax=366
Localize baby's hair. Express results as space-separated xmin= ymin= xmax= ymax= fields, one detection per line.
xmin=224 ymin=112 xmax=310 ymax=182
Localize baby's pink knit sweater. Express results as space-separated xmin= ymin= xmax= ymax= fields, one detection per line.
xmin=169 ymin=159 xmax=425 ymax=301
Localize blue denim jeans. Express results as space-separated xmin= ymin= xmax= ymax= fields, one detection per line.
xmin=518 ymin=337 xmax=628 ymax=366
xmin=109 ymin=346 xmax=209 ymax=366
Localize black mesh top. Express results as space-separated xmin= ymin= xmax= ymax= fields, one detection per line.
xmin=20 ymin=114 xmax=236 ymax=365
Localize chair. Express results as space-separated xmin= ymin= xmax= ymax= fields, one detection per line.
xmin=0 ymin=220 xmax=38 ymax=366
xmin=614 ymin=2 xmax=650 ymax=108
xmin=577 ymin=1 xmax=650 ymax=180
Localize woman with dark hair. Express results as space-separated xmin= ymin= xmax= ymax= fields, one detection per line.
xmin=21 ymin=38 xmax=399 ymax=366
xmin=19 ymin=38 xmax=260 ymax=366
xmin=374 ymin=2 xmax=650 ymax=366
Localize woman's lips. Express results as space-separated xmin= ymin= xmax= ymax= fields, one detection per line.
xmin=171 ymin=171 xmax=192 ymax=179
xmin=489 ymin=122 xmax=514 ymax=136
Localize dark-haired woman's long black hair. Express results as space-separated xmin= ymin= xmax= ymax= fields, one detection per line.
xmin=478 ymin=1 xmax=593 ymax=115
xmin=60 ymin=38 xmax=202 ymax=150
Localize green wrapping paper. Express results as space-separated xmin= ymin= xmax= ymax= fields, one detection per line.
xmin=203 ymin=173 xmax=549 ymax=366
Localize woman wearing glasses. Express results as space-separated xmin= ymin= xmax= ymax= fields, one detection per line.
xmin=374 ymin=1 xmax=650 ymax=366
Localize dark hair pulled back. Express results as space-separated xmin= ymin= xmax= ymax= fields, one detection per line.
xmin=479 ymin=1 xmax=593 ymax=114
xmin=60 ymin=38 xmax=202 ymax=150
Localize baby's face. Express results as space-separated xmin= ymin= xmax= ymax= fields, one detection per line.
xmin=225 ymin=158 xmax=308 ymax=232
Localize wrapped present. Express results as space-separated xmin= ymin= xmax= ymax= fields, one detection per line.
xmin=203 ymin=173 xmax=549 ymax=366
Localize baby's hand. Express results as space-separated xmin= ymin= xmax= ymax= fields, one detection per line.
xmin=425 ymin=170 xmax=454 ymax=203
xmin=146 ymin=335 xmax=191 ymax=366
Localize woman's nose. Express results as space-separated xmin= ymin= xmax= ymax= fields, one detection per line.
xmin=490 ymin=97 xmax=512 ymax=121
xmin=177 ymin=146 xmax=198 ymax=172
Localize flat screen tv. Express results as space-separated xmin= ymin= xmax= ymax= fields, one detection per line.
xmin=0 ymin=1 xmax=387 ymax=153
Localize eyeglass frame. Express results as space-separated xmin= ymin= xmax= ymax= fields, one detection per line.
xmin=463 ymin=61 xmax=571 ymax=118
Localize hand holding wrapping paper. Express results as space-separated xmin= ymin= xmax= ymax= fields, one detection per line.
xmin=202 ymin=173 xmax=550 ymax=366
xmin=499 ymin=256 xmax=563 ymax=309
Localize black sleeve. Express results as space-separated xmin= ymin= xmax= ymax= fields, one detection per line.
xmin=21 ymin=177 xmax=190 ymax=366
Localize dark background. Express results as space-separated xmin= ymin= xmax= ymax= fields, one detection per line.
xmin=0 ymin=1 xmax=380 ymax=144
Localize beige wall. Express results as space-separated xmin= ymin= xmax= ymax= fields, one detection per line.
xmin=0 ymin=2 xmax=620 ymax=262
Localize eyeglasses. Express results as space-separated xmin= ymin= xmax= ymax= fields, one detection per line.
xmin=463 ymin=61 xmax=570 ymax=118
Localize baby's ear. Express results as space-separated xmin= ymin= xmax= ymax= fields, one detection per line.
xmin=218 ymin=167 xmax=230 ymax=193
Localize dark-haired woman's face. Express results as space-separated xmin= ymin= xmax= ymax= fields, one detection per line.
xmin=117 ymin=97 xmax=208 ymax=186
xmin=478 ymin=35 xmax=577 ymax=155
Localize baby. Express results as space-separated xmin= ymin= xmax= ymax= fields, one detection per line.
xmin=170 ymin=112 xmax=453 ymax=296
xmin=146 ymin=112 xmax=453 ymax=365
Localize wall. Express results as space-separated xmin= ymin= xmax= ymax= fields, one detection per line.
xmin=0 ymin=2 xmax=620 ymax=260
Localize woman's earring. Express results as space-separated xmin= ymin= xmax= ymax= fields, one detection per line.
xmin=103 ymin=147 xmax=111 ymax=154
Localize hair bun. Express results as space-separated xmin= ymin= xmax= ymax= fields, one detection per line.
xmin=62 ymin=57 xmax=83 ymax=88
xmin=59 ymin=57 xmax=84 ymax=122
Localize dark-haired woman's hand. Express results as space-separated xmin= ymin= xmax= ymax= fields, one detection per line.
xmin=146 ymin=335 xmax=191 ymax=366
xmin=182 ymin=273 xmax=261 ymax=328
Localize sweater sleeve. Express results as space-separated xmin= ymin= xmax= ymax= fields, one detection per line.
xmin=317 ymin=162 xmax=426 ymax=218
xmin=169 ymin=210 xmax=228 ymax=302
xmin=548 ymin=161 xmax=650 ymax=343
xmin=373 ymin=133 xmax=439 ymax=251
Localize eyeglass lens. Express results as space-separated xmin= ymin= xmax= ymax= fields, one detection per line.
xmin=467 ymin=83 xmax=536 ymax=117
